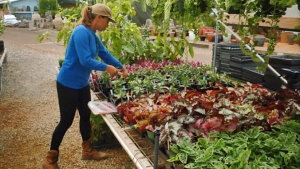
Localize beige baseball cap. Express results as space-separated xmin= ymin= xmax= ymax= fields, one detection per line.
xmin=92 ymin=4 xmax=116 ymax=23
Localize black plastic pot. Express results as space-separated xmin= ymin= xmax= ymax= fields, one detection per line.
xmin=200 ymin=35 xmax=206 ymax=41
xmin=100 ymin=84 xmax=112 ymax=98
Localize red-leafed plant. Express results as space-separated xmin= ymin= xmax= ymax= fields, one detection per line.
xmin=117 ymin=83 xmax=300 ymax=144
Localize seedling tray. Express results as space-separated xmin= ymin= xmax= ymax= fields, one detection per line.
xmin=229 ymin=72 xmax=242 ymax=80
xmin=264 ymin=75 xmax=285 ymax=91
xmin=242 ymin=67 xmax=265 ymax=84
xmin=269 ymin=55 xmax=300 ymax=66
xmin=214 ymin=43 xmax=241 ymax=50
xmin=229 ymin=67 xmax=242 ymax=75
xmin=230 ymin=55 xmax=254 ymax=63
xmin=230 ymin=61 xmax=260 ymax=69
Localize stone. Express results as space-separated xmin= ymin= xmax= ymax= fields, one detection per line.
xmin=32 ymin=13 xmax=41 ymax=28
xmin=18 ymin=19 xmax=29 ymax=28
xmin=44 ymin=11 xmax=53 ymax=29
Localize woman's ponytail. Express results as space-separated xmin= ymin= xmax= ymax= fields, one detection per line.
xmin=78 ymin=6 xmax=95 ymax=27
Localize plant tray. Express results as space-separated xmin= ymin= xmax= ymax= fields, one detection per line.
xmin=263 ymin=75 xmax=285 ymax=91
xmin=229 ymin=72 xmax=242 ymax=80
xmin=229 ymin=67 xmax=242 ymax=75
xmin=230 ymin=61 xmax=260 ymax=69
xmin=242 ymin=67 xmax=265 ymax=84
xmin=220 ymin=63 xmax=230 ymax=72
xmin=214 ymin=43 xmax=241 ymax=50
xmin=265 ymin=66 xmax=300 ymax=76
xmin=220 ymin=52 xmax=244 ymax=60
xmin=220 ymin=61 xmax=230 ymax=66
xmin=230 ymin=55 xmax=254 ymax=62
xmin=269 ymin=55 xmax=300 ymax=66
xmin=214 ymin=61 xmax=221 ymax=68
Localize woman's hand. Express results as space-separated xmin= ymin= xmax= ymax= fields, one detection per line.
xmin=106 ymin=65 xmax=118 ymax=77
xmin=120 ymin=67 xmax=128 ymax=80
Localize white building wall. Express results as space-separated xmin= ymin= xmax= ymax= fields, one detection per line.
xmin=285 ymin=5 xmax=300 ymax=17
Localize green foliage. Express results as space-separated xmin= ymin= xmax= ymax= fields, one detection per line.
xmin=99 ymin=0 xmax=179 ymax=64
xmin=90 ymin=113 xmax=113 ymax=141
xmin=59 ymin=6 xmax=82 ymax=20
xmin=36 ymin=31 xmax=51 ymax=43
xmin=0 ymin=20 xmax=6 ymax=36
xmin=98 ymin=0 xmax=157 ymax=64
xmin=144 ymin=0 xmax=213 ymax=39
xmin=38 ymin=0 xmax=58 ymax=17
xmin=168 ymin=120 xmax=300 ymax=168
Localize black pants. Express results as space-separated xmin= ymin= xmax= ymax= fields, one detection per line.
xmin=50 ymin=81 xmax=91 ymax=150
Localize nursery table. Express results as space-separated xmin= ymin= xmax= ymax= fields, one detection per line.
xmin=88 ymin=92 xmax=171 ymax=169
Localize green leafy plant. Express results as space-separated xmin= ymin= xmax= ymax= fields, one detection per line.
xmin=90 ymin=113 xmax=114 ymax=142
xmin=168 ymin=122 xmax=300 ymax=168
xmin=38 ymin=0 xmax=58 ymax=18
xmin=0 ymin=20 xmax=6 ymax=36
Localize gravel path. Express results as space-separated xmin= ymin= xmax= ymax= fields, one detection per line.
xmin=0 ymin=39 xmax=136 ymax=169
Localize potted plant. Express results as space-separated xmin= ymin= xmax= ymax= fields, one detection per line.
xmin=90 ymin=114 xmax=120 ymax=149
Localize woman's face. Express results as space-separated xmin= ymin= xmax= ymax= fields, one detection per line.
xmin=94 ymin=15 xmax=110 ymax=31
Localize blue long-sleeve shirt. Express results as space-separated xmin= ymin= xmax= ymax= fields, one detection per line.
xmin=57 ymin=25 xmax=123 ymax=89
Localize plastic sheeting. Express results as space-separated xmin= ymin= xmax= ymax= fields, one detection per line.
xmin=3 ymin=15 xmax=21 ymax=26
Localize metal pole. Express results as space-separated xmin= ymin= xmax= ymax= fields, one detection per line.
xmin=217 ymin=20 xmax=288 ymax=85
xmin=213 ymin=20 xmax=219 ymax=71
xmin=154 ymin=128 xmax=161 ymax=169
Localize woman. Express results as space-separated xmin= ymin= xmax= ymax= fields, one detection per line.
xmin=43 ymin=4 xmax=128 ymax=169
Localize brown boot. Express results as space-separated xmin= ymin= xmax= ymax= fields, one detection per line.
xmin=42 ymin=150 xmax=59 ymax=169
xmin=82 ymin=138 xmax=107 ymax=160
